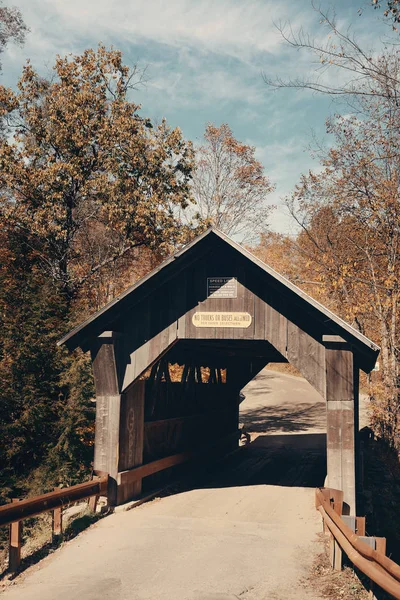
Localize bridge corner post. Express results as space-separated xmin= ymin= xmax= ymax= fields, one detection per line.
xmin=323 ymin=336 xmax=357 ymax=516
xmin=90 ymin=331 xmax=123 ymax=506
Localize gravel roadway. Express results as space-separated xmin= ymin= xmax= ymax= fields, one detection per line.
xmin=1 ymin=369 xmax=358 ymax=600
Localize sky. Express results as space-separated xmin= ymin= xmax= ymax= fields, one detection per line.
xmin=0 ymin=0 xmax=393 ymax=234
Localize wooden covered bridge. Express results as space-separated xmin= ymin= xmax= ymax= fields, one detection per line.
xmin=59 ymin=228 xmax=379 ymax=515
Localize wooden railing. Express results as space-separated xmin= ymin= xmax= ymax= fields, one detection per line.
xmin=316 ymin=487 xmax=400 ymax=599
xmin=118 ymin=429 xmax=242 ymax=488
xmin=0 ymin=429 xmax=243 ymax=575
xmin=0 ymin=473 xmax=108 ymax=573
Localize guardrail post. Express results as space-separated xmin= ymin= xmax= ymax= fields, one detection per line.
xmin=9 ymin=499 xmax=22 ymax=573
xmin=332 ymin=539 xmax=343 ymax=571
xmin=369 ymin=582 xmax=377 ymax=600
xmin=375 ymin=537 xmax=386 ymax=555
xmin=356 ymin=516 xmax=366 ymax=536
xmin=52 ymin=487 xmax=63 ymax=540
xmin=88 ymin=495 xmax=99 ymax=512
xmin=52 ymin=509 xmax=62 ymax=539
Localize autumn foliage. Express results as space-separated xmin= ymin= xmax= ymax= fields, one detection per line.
xmin=0 ymin=46 xmax=196 ymax=303
xmin=0 ymin=46 xmax=198 ymax=501
xmin=192 ymin=123 xmax=274 ymax=242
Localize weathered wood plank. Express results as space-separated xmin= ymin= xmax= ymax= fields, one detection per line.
xmin=287 ymin=323 xmax=325 ymax=397
xmin=122 ymin=337 xmax=177 ymax=392
xmin=143 ymin=408 xmax=235 ymax=430
xmin=325 ymin=346 xmax=354 ymax=402
xmin=242 ymin=278 xmax=255 ymax=340
xmin=253 ymin=291 xmax=265 ymax=341
xmin=91 ymin=332 xmax=121 ymax=395
xmin=265 ymin=301 xmax=287 ymax=356
xmin=118 ymin=380 xmax=145 ymax=503
xmin=91 ymin=332 xmax=122 ymax=505
xmin=325 ymin=342 xmax=356 ymax=514
xmin=167 ymin=269 xmax=187 ymax=340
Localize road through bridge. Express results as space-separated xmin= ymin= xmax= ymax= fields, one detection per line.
xmin=2 ymin=369 xmax=333 ymax=600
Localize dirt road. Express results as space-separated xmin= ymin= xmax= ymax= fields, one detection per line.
xmin=2 ymin=369 xmax=331 ymax=600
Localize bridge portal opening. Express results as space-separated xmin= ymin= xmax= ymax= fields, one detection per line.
xmin=59 ymin=228 xmax=379 ymax=514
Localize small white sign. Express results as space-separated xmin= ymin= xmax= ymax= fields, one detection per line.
xmin=207 ymin=277 xmax=237 ymax=299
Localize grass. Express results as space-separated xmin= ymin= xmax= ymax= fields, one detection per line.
xmin=0 ymin=503 xmax=105 ymax=589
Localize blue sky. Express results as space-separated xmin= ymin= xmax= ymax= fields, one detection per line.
xmin=0 ymin=0 xmax=391 ymax=234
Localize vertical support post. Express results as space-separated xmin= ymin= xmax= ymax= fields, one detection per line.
xmin=52 ymin=507 xmax=63 ymax=538
xmin=9 ymin=499 xmax=22 ymax=573
xmin=329 ymin=535 xmax=343 ymax=571
xmin=333 ymin=540 xmax=343 ymax=571
xmin=117 ymin=380 xmax=145 ymax=504
xmin=375 ymin=537 xmax=386 ymax=555
xmin=91 ymin=331 xmax=122 ymax=506
xmin=356 ymin=516 xmax=366 ymax=536
xmin=88 ymin=495 xmax=99 ymax=513
xmin=324 ymin=336 xmax=357 ymax=515
xmin=52 ymin=487 xmax=63 ymax=538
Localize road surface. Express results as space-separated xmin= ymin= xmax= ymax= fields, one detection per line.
xmin=2 ymin=369 xmax=336 ymax=600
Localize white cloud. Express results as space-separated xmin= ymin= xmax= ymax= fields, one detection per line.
xmin=10 ymin=0 xmax=309 ymax=65
xmin=1 ymin=0 xmax=390 ymax=241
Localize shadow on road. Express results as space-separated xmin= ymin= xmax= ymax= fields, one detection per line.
xmin=240 ymin=402 xmax=326 ymax=433
xmin=156 ymin=432 xmax=327 ymax=503
xmin=201 ymin=433 xmax=327 ymax=490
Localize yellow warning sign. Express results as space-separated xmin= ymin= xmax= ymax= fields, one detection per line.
xmin=192 ymin=312 xmax=252 ymax=328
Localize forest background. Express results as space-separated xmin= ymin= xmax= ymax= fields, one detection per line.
xmin=0 ymin=0 xmax=400 ymax=505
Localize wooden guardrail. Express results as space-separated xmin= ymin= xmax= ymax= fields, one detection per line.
xmin=316 ymin=487 xmax=400 ymax=599
xmin=0 ymin=473 xmax=108 ymax=573
xmin=1 ymin=429 xmax=243 ymax=575
xmin=118 ymin=429 xmax=242 ymax=488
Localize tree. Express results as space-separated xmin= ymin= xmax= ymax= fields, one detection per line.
xmin=0 ymin=46 xmax=196 ymax=304
xmin=249 ymin=231 xmax=332 ymax=307
xmin=371 ymin=0 xmax=400 ymax=27
xmin=0 ymin=2 xmax=27 ymax=72
xmin=250 ymin=232 xmax=301 ymax=282
xmin=0 ymin=46 xmax=199 ymax=501
xmin=286 ymin=105 xmax=400 ymax=447
xmin=265 ymin=3 xmax=400 ymax=104
xmin=191 ymin=123 xmax=274 ymax=242
xmin=264 ymin=6 xmax=400 ymax=447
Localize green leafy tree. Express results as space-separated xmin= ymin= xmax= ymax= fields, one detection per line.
xmin=0 ymin=46 xmax=195 ymax=303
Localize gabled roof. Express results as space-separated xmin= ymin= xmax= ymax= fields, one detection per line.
xmin=58 ymin=228 xmax=380 ymax=368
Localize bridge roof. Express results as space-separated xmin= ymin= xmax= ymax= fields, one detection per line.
xmin=58 ymin=228 xmax=379 ymax=370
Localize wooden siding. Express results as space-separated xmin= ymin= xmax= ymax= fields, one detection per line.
xmin=111 ymin=246 xmax=327 ymax=396
xmin=140 ymin=381 xmax=239 ymax=491
xmin=118 ymin=380 xmax=145 ymax=503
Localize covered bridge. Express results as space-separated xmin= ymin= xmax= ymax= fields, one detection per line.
xmin=59 ymin=228 xmax=379 ymax=514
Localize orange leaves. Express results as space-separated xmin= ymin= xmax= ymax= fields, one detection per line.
xmin=0 ymin=45 xmax=196 ymax=301
xmin=192 ymin=123 xmax=274 ymax=242
xmin=284 ymin=97 xmax=400 ymax=442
